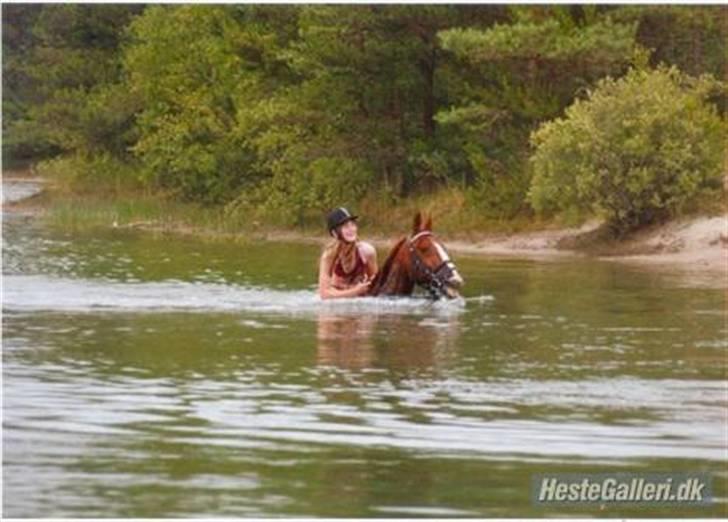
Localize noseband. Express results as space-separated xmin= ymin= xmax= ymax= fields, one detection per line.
xmin=406 ymin=231 xmax=457 ymax=299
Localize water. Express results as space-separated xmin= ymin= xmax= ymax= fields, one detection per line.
xmin=3 ymin=180 xmax=727 ymax=517
xmin=2 ymin=178 xmax=43 ymax=204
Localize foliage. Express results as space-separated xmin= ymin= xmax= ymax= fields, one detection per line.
xmin=2 ymin=4 xmax=142 ymax=163
xmin=618 ymin=5 xmax=727 ymax=80
xmin=227 ymin=155 xmax=373 ymax=227
xmin=437 ymin=6 xmax=639 ymax=217
xmin=528 ymin=66 xmax=724 ymax=234
xmin=3 ymin=4 xmax=725 ymax=230
xmin=36 ymin=151 xmax=142 ymax=195
xmin=124 ymin=6 xmax=257 ymax=203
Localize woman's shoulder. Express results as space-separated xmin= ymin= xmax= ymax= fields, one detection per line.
xmin=320 ymin=243 xmax=336 ymax=262
xmin=357 ymin=241 xmax=376 ymax=259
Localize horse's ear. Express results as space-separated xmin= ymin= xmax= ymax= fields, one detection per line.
xmin=425 ymin=214 xmax=432 ymax=231
xmin=413 ymin=211 xmax=423 ymax=233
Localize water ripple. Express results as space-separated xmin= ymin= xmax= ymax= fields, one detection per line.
xmin=3 ymin=274 xmax=466 ymax=316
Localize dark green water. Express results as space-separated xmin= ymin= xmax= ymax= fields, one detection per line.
xmin=3 ymin=183 xmax=727 ymax=517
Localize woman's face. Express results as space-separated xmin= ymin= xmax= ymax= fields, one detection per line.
xmin=337 ymin=219 xmax=358 ymax=242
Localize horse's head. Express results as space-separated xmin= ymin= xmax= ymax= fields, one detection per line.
xmin=406 ymin=211 xmax=464 ymax=299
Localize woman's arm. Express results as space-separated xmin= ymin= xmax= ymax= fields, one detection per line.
xmin=318 ymin=254 xmax=371 ymax=299
xmin=359 ymin=241 xmax=378 ymax=278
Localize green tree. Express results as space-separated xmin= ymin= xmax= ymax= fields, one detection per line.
xmin=15 ymin=5 xmax=142 ymax=157
xmin=628 ymin=6 xmax=727 ymax=80
xmin=2 ymin=4 xmax=48 ymax=162
xmin=125 ymin=5 xmax=299 ymax=204
xmin=438 ymin=6 xmax=638 ymax=217
xmin=274 ymin=5 xmax=491 ymax=198
xmin=230 ymin=5 xmax=503 ymax=224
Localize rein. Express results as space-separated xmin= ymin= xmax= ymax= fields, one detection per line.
xmin=406 ymin=231 xmax=457 ymax=300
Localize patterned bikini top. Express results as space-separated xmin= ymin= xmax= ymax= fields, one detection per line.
xmin=331 ymin=244 xmax=367 ymax=285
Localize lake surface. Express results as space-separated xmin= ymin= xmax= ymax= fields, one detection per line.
xmin=3 ymin=180 xmax=726 ymax=517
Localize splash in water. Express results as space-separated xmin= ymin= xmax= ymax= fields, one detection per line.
xmin=3 ymin=274 xmax=469 ymax=316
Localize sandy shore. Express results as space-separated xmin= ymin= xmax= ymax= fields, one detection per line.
xmin=455 ymin=215 xmax=727 ymax=271
xmin=262 ymin=214 xmax=727 ymax=273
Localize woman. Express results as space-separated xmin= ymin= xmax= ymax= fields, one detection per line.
xmin=318 ymin=207 xmax=378 ymax=299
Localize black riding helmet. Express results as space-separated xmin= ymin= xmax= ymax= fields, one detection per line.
xmin=326 ymin=207 xmax=359 ymax=237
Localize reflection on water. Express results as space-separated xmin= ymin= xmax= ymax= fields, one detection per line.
xmin=2 ymin=182 xmax=727 ymax=517
xmin=317 ymin=313 xmax=379 ymax=369
xmin=316 ymin=313 xmax=462 ymax=370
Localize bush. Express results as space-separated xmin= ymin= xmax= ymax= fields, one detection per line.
xmin=528 ymin=65 xmax=724 ymax=234
xmin=463 ymin=142 xmax=531 ymax=219
xmin=36 ymin=152 xmax=142 ymax=195
xmin=225 ymin=156 xmax=373 ymax=228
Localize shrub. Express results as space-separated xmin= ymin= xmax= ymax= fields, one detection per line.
xmin=225 ymin=156 xmax=373 ymax=228
xmin=463 ymin=142 xmax=532 ymax=219
xmin=36 ymin=152 xmax=142 ymax=195
xmin=528 ymin=65 xmax=724 ymax=234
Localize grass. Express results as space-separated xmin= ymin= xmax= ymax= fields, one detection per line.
xmin=42 ymin=190 xmax=249 ymax=239
xmin=37 ymin=183 xmax=569 ymax=245
xmin=14 ymin=156 xmax=726 ymax=248
xmin=356 ymin=186 xmax=563 ymax=239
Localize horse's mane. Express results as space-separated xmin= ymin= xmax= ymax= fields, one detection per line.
xmin=370 ymin=236 xmax=407 ymax=294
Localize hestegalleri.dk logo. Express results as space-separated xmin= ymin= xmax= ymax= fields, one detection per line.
xmin=532 ymin=473 xmax=712 ymax=505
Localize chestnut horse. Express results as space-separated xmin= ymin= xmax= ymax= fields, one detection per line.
xmin=367 ymin=212 xmax=464 ymax=299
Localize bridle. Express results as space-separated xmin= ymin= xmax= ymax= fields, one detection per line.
xmin=406 ymin=231 xmax=458 ymax=300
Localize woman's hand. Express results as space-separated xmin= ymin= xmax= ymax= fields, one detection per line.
xmin=353 ymin=275 xmax=372 ymax=296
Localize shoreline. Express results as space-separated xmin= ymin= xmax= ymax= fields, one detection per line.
xmin=260 ymin=218 xmax=727 ymax=275
xmin=3 ymin=173 xmax=726 ymax=275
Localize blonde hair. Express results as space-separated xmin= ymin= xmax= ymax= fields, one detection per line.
xmin=323 ymin=238 xmax=359 ymax=276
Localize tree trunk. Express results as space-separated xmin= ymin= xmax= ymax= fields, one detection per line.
xmin=420 ymin=48 xmax=436 ymax=139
